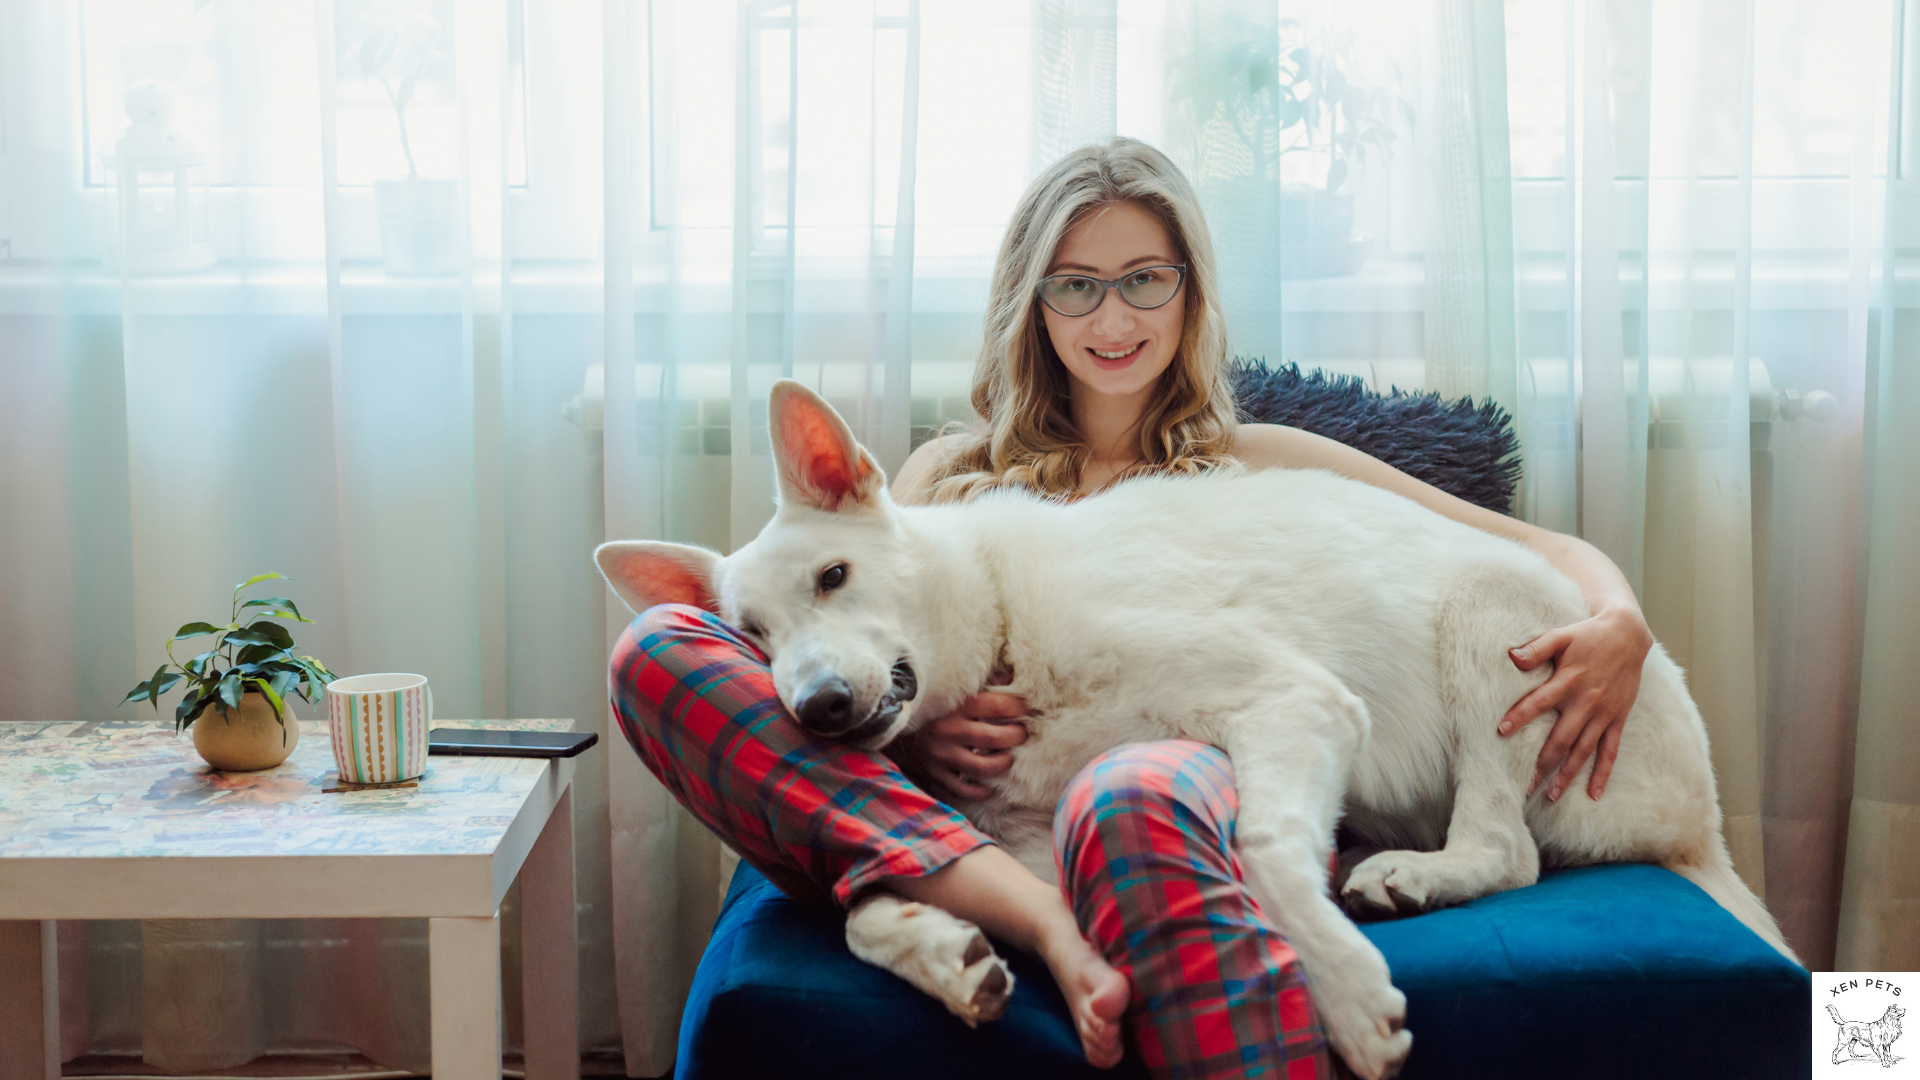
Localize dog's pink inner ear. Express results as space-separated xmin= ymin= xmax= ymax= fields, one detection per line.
xmin=624 ymin=553 xmax=717 ymax=612
xmin=779 ymin=397 xmax=873 ymax=509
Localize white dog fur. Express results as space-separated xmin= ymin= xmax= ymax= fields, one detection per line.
xmin=597 ymin=380 xmax=1799 ymax=1080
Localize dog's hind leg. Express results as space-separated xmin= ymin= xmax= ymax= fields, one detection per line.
xmin=1202 ymin=664 xmax=1413 ymax=1080
xmin=1340 ymin=744 xmax=1539 ymax=918
xmin=1340 ymin=564 xmax=1558 ymax=919
xmin=845 ymin=891 xmax=1014 ymax=1027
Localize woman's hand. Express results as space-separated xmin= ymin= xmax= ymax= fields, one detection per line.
xmin=891 ymin=685 xmax=1030 ymax=802
xmin=1499 ymin=606 xmax=1654 ymax=802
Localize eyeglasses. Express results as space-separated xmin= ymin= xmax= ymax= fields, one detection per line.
xmin=1036 ymin=264 xmax=1187 ymax=317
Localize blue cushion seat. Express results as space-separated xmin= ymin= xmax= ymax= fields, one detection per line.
xmin=678 ymin=861 xmax=1808 ymax=1080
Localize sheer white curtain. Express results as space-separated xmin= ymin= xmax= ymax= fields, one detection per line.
xmin=2 ymin=0 xmax=1916 ymax=1075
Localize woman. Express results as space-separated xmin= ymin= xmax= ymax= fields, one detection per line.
xmin=610 ymin=138 xmax=1653 ymax=1079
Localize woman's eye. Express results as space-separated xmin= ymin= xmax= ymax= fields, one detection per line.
xmin=1129 ymin=271 xmax=1156 ymax=285
xmin=1063 ymin=278 xmax=1093 ymax=292
xmin=817 ymin=563 xmax=848 ymax=591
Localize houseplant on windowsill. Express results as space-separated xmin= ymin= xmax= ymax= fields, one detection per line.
xmin=336 ymin=0 xmax=458 ymax=276
xmin=121 ymin=573 xmax=337 ymax=772
xmin=1272 ymin=26 xmax=1407 ymax=276
xmin=1168 ymin=21 xmax=1410 ymax=278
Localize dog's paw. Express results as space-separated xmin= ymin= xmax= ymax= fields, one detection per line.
xmin=845 ymin=895 xmax=1014 ymax=1028
xmin=1340 ymin=851 xmax=1436 ymax=921
xmin=1318 ymin=974 xmax=1412 ymax=1080
xmin=955 ymin=930 xmax=1014 ymax=1025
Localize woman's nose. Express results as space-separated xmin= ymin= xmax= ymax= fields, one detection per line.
xmin=1087 ymin=287 xmax=1135 ymax=335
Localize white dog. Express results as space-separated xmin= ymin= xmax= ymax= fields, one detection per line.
xmin=597 ymin=381 xmax=1799 ymax=1080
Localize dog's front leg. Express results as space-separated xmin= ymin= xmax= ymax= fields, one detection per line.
xmin=845 ymin=891 xmax=1014 ymax=1027
xmin=1203 ymin=669 xmax=1413 ymax=1080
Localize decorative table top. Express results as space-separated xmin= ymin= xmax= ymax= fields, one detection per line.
xmin=0 ymin=719 xmax=575 ymax=861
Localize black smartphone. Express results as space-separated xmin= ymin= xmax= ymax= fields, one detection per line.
xmin=428 ymin=728 xmax=600 ymax=758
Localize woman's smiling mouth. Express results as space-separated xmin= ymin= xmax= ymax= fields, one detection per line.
xmin=1088 ymin=342 xmax=1144 ymax=368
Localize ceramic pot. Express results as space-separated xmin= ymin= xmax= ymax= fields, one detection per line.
xmin=191 ymin=691 xmax=300 ymax=772
xmin=373 ymin=177 xmax=458 ymax=276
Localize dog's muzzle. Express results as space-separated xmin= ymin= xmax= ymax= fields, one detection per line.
xmin=794 ymin=660 xmax=917 ymax=743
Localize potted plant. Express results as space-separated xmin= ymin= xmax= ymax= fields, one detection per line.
xmin=121 ymin=573 xmax=336 ymax=772
xmin=336 ymin=0 xmax=458 ymax=275
xmin=1168 ymin=20 xmax=1410 ymax=278
xmin=1273 ymin=26 xmax=1406 ymax=275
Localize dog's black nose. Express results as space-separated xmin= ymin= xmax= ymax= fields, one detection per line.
xmin=891 ymin=660 xmax=917 ymax=702
xmin=796 ymin=676 xmax=855 ymax=734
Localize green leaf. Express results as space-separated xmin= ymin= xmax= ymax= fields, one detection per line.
xmin=269 ymin=668 xmax=301 ymax=705
xmin=241 ymin=597 xmax=310 ymax=622
xmin=150 ymin=671 xmax=183 ymax=708
xmin=234 ymin=572 xmax=291 ymax=595
xmin=186 ymin=650 xmax=218 ymax=677
xmin=224 ymin=624 xmax=287 ymax=649
xmin=121 ymin=674 xmax=156 ymax=707
xmin=175 ymin=687 xmax=202 ymax=730
xmin=182 ymin=694 xmax=217 ymax=728
xmin=234 ymin=643 xmax=291 ymax=667
xmin=218 ymin=672 xmax=243 ymax=712
xmin=247 ymin=678 xmax=287 ymax=724
xmin=1325 ymin=158 xmax=1349 ymax=192
xmin=170 ymin=621 xmax=224 ymax=642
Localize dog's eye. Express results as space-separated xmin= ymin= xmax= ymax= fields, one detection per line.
xmin=817 ymin=563 xmax=848 ymax=592
xmin=738 ymin=618 xmax=766 ymax=640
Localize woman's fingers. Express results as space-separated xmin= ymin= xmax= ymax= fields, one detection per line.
xmin=1548 ymin=708 xmax=1613 ymax=801
xmin=1587 ymin=722 xmax=1624 ymax=799
xmin=936 ymin=766 xmax=993 ymax=801
xmin=1507 ymin=628 xmax=1569 ymax=672
xmin=932 ymin=741 xmax=1016 ymax=780
xmin=1528 ymin=694 xmax=1592 ymax=797
xmin=957 ymin=689 xmax=1030 ymax=721
xmin=1500 ymin=669 xmax=1573 ymax=736
xmin=925 ymin=716 xmax=1027 ymax=752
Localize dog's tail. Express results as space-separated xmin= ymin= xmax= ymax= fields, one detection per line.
xmin=1829 ymin=1004 xmax=1846 ymax=1026
xmin=1663 ymin=843 xmax=1803 ymax=966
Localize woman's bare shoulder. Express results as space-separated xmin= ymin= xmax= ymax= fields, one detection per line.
xmin=1229 ymin=422 xmax=1323 ymax=470
xmin=892 ymin=430 xmax=976 ymax=506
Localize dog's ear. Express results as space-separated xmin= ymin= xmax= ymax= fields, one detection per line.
xmin=768 ymin=379 xmax=885 ymax=512
xmin=595 ymin=541 xmax=721 ymax=614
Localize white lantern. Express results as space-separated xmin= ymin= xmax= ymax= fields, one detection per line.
xmin=106 ymin=80 xmax=215 ymax=274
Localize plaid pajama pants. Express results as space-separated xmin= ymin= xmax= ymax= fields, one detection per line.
xmin=610 ymin=604 xmax=1332 ymax=1080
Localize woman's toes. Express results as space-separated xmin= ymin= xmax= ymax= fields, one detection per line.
xmin=1076 ymin=964 xmax=1131 ymax=1067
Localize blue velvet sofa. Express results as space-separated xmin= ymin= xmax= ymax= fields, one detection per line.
xmin=677 ymin=860 xmax=1808 ymax=1080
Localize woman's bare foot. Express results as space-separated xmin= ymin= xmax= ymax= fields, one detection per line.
xmin=1042 ymin=929 xmax=1131 ymax=1068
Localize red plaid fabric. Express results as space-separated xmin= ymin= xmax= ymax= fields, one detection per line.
xmin=610 ymin=604 xmax=993 ymax=906
xmin=1055 ymin=741 xmax=1333 ymax=1080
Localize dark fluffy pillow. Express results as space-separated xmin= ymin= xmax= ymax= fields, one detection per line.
xmin=1229 ymin=358 xmax=1522 ymax=515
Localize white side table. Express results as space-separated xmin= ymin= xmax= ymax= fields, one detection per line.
xmin=0 ymin=718 xmax=583 ymax=1080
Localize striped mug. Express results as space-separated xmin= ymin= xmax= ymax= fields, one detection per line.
xmin=326 ymin=673 xmax=431 ymax=785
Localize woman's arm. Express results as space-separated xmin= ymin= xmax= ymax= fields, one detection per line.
xmin=1234 ymin=423 xmax=1654 ymax=801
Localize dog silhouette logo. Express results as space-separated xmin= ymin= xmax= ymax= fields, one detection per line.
xmin=1829 ymin=1002 xmax=1906 ymax=1068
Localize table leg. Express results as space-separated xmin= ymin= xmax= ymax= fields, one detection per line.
xmin=430 ymin=914 xmax=501 ymax=1080
xmin=0 ymin=920 xmax=58 ymax=1080
xmin=521 ymin=786 xmax=578 ymax=1080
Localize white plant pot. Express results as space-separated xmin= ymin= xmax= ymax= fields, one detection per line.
xmin=374 ymin=178 xmax=459 ymax=276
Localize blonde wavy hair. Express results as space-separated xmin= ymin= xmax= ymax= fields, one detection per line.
xmin=924 ymin=137 xmax=1239 ymax=504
